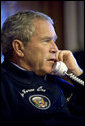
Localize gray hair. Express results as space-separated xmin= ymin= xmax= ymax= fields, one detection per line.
xmin=1 ymin=10 xmax=54 ymax=60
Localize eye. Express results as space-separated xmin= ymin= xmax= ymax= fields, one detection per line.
xmin=44 ymin=39 xmax=51 ymax=42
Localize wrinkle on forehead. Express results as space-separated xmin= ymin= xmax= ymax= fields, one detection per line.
xmin=33 ymin=20 xmax=57 ymax=37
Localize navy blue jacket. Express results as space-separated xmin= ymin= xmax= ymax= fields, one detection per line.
xmin=1 ymin=61 xmax=84 ymax=126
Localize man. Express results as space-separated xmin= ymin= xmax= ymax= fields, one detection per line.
xmin=1 ymin=10 xmax=84 ymax=126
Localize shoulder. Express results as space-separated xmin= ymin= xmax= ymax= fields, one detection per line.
xmin=47 ymin=74 xmax=74 ymax=88
xmin=47 ymin=74 xmax=75 ymax=97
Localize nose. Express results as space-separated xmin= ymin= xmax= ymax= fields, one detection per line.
xmin=50 ymin=41 xmax=59 ymax=53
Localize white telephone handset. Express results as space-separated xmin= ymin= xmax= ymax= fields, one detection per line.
xmin=53 ymin=61 xmax=84 ymax=86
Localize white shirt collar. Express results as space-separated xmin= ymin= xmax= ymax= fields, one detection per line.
xmin=11 ymin=62 xmax=27 ymax=71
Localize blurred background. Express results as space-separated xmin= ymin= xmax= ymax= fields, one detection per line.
xmin=1 ymin=1 xmax=84 ymax=69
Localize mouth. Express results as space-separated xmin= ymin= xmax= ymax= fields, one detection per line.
xmin=47 ymin=58 xmax=56 ymax=63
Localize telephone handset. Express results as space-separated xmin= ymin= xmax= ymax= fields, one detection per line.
xmin=53 ymin=61 xmax=84 ymax=86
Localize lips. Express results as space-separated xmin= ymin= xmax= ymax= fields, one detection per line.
xmin=48 ymin=58 xmax=56 ymax=62
xmin=47 ymin=58 xmax=56 ymax=64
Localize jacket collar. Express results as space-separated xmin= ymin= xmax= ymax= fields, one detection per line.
xmin=1 ymin=61 xmax=36 ymax=85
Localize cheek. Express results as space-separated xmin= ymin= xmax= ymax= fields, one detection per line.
xmin=31 ymin=51 xmax=47 ymax=69
xmin=25 ymin=44 xmax=51 ymax=68
xmin=27 ymin=49 xmax=44 ymax=67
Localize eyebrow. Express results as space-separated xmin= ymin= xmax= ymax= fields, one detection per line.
xmin=41 ymin=35 xmax=58 ymax=41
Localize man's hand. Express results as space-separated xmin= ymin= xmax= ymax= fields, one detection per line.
xmin=55 ymin=50 xmax=83 ymax=76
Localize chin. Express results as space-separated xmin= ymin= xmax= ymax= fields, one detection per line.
xmin=36 ymin=65 xmax=52 ymax=76
xmin=45 ymin=68 xmax=52 ymax=74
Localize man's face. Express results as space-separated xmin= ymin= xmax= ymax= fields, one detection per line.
xmin=23 ymin=20 xmax=58 ymax=75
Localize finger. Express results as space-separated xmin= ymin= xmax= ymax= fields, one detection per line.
xmin=58 ymin=51 xmax=64 ymax=61
xmin=55 ymin=51 xmax=60 ymax=61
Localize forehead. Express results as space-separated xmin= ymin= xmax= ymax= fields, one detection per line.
xmin=33 ymin=20 xmax=57 ymax=37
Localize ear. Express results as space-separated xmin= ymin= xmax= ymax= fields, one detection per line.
xmin=12 ymin=40 xmax=24 ymax=57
